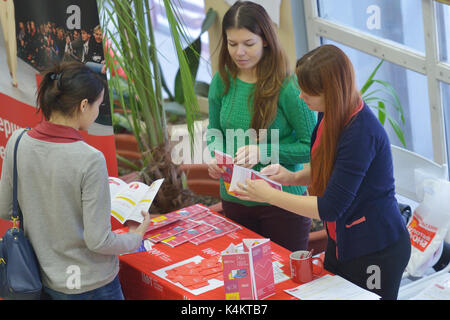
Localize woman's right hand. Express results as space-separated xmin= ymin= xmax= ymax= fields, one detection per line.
xmin=208 ymin=159 xmax=224 ymax=180
xmin=260 ymin=164 xmax=296 ymax=186
xmin=127 ymin=210 xmax=151 ymax=238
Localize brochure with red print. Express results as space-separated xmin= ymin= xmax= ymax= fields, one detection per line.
xmin=221 ymin=239 xmax=275 ymax=300
xmin=190 ymin=219 xmax=241 ymax=245
xmin=161 ymin=223 xmax=216 ymax=247
xmin=214 ymin=150 xmax=236 ymax=195
xmin=148 ymin=219 xmax=201 ymax=243
xmin=146 ymin=203 xmax=210 ymax=232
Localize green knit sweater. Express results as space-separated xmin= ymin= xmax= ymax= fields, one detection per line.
xmin=207 ymin=72 xmax=317 ymax=206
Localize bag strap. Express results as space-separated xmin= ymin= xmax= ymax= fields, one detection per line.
xmin=12 ymin=128 xmax=30 ymax=231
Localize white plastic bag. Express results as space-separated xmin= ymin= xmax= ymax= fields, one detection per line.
xmin=405 ymin=178 xmax=450 ymax=277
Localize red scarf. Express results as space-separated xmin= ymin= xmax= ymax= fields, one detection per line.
xmin=310 ymin=100 xmax=364 ymax=242
xmin=28 ymin=120 xmax=84 ymax=143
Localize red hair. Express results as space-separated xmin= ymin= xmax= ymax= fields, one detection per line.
xmin=295 ymin=45 xmax=361 ymax=196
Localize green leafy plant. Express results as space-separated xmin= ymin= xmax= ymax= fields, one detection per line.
xmin=100 ymin=0 xmax=202 ymax=213
xmin=110 ymin=7 xmax=217 ymax=129
xmin=361 ymin=59 xmax=406 ymax=147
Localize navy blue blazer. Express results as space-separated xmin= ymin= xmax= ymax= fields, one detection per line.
xmin=313 ymin=103 xmax=408 ymax=261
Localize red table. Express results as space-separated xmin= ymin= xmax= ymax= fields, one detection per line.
xmin=118 ymin=205 xmax=325 ymax=300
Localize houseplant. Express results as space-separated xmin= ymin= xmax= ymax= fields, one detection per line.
xmin=100 ymin=0 xmax=204 ymax=214
xmin=361 ymin=59 xmax=406 ymax=147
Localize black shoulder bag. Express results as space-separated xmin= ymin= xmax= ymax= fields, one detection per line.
xmin=0 ymin=129 xmax=42 ymax=299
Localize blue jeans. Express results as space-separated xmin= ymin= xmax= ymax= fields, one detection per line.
xmin=43 ymin=275 xmax=125 ymax=300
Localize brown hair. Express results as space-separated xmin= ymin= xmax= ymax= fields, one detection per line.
xmin=37 ymin=61 xmax=105 ymax=120
xmin=295 ymin=45 xmax=361 ymax=196
xmin=218 ymin=1 xmax=289 ymax=131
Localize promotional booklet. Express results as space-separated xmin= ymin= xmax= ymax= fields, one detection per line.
xmin=109 ymin=177 xmax=164 ymax=224
xmin=214 ymin=150 xmax=235 ymax=195
xmin=222 ymin=239 xmax=275 ymax=300
xmin=214 ymin=150 xmax=282 ymax=196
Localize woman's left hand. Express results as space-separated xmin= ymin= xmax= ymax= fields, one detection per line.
xmin=234 ymin=145 xmax=260 ymax=168
xmin=235 ymin=179 xmax=274 ymax=203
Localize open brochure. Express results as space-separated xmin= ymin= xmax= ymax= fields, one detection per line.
xmin=108 ymin=177 xmax=164 ymax=224
xmin=214 ymin=150 xmax=282 ymax=196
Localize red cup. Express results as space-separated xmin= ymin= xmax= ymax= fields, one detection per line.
xmin=290 ymin=250 xmax=324 ymax=283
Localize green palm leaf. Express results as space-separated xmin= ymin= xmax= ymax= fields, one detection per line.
xmin=361 ymin=59 xmax=407 ymax=148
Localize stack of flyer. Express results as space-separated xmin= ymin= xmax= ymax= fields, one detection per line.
xmin=143 ymin=204 xmax=241 ymax=247
xmin=221 ymin=239 xmax=275 ymax=300
xmin=214 ymin=150 xmax=282 ymax=195
xmin=146 ymin=203 xmax=210 ymax=232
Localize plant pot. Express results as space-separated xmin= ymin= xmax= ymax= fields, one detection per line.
xmin=114 ymin=133 xmax=142 ymax=169
xmin=180 ymin=163 xmax=220 ymax=199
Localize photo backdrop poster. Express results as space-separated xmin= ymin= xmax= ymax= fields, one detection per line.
xmin=0 ymin=0 xmax=118 ymax=177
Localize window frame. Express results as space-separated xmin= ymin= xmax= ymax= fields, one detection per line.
xmin=303 ymin=0 xmax=450 ymax=166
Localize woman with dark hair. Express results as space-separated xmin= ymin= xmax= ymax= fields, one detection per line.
xmin=235 ymin=44 xmax=411 ymax=300
xmin=206 ymin=1 xmax=316 ymax=252
xmin=0 ymin=61 xmax=150 ymax=300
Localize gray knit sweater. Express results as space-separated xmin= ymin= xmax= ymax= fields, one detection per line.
xmin=0 ymin=128 xmax=141 ymax=294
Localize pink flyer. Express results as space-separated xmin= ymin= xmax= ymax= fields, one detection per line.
xmin=190 ymin=220 xmax=241 ymax=245
xmin=148 ymin=220 xmax=200 ymax=243
xmin=162 ymin=223 xmax=216 ymax=247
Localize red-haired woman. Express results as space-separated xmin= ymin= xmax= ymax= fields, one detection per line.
xmin=235 ymin=44 xmax=411 ymax=300
xmin=206 ymin=1 xmax=316 ymax=252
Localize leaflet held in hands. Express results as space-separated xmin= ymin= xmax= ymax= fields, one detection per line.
xmin=214 ymin=150 xmax=282 ymax=195
xmin=109 ymin=177 xmax=164 ymax=224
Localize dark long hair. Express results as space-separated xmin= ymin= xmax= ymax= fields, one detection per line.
xmin=37 ymin=61 xmax=105 ymax=120
xmin=295 ymin=45 xmax=361 ymax=196
xmin=218 ymin=1 xmax=289 ymax=131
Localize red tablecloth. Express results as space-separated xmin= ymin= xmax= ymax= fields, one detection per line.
xmin=118 ymin=205 xmax=326 ymax=300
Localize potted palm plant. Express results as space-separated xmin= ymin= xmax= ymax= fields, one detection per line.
xmin=361 ymin=59 xmax=406 ymax=147
xmin=100 ymin=0 xmax=206 ymax=214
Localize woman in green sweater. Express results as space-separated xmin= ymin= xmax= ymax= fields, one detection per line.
xmin=206 ymin=1 xmax=316 ymax=251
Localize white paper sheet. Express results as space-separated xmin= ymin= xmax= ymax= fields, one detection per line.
xmin=410 ymin=273 xmax=450 ymax=300
xmin=284 ymin=274 xmax=381 ymax=300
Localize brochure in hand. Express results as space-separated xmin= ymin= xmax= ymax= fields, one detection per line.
xmin=214 ymin=150 xmax=282 ymax=196
xmin=214 ymin=150 xmax=235 ymax=195
xmin=108 ymin=177 xmax=164 ymax=224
